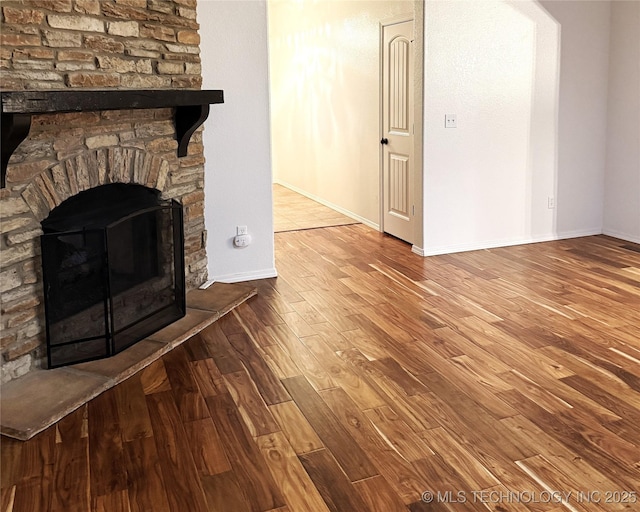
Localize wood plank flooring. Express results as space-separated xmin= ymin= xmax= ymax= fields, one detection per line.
xmin=2 ymin=226 xmax=640 ymax=511
xmin=273 ymin=184 xmax=359 ymax=232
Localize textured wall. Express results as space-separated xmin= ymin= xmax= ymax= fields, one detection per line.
xmin=0 ymin=0 xmax=207 ymax=383
xmin=603 ymin=0 xmax=640 ymax=243
xmin=268 ymin=0 xmax=415 ymax=229
xmin=199 ymin=0 xmax=277 ymax=284
xmin=539 ymin=0 xmax=611 ymax=239
xmin=422 ymin=0 xmax=564 ymax=256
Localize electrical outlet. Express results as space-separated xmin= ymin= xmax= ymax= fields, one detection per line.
xmin=234 ymin=234 xmax=251 ymax=248
xmin=445 ymin=114 xmax=457 ymax=128
xmin=548 ymin=197 xmax=556 ymax=209
xmin=237 ymin=225 xmax=248 ymax=236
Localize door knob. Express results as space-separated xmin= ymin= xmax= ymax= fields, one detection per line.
xmin=380 ymin=138 xmax=389 ymax=145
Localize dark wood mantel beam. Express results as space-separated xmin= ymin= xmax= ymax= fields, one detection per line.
xmin=0 ymin=89 xmax=224 ymax=188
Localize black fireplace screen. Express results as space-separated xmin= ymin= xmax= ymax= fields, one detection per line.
xmin=40 ymin=184 xmax=186 ymax=368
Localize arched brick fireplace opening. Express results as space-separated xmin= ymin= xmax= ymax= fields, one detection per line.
xmin=40 ymin=182 xmax=185 ymax=368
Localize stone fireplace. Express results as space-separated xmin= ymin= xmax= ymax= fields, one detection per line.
xmin=0 ymin=0 xmax=212 ymax=383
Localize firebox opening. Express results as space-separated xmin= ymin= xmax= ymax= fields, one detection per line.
xmin=40 ymin=183 xmax=186 ymax=368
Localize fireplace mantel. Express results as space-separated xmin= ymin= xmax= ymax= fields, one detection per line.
xmin=0 ymin=89 xmax=224 ymax=188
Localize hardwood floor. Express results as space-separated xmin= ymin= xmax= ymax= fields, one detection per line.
xmin=273 ymin=184 xmax=359 ymax=232
xmin=2 ymin=226 xmax=640 ymax=511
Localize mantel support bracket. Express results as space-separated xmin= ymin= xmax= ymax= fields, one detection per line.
xmin=1 ymin=113 xmax=32 ymax=189
xmin=1 ymin=104 xmax=213 ymax=189
xmin=175 ymin=104 xmax=210 ymax=157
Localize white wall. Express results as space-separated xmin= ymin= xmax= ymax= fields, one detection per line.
xmin=422 ymin=0 xmax=560 ymax=255
xmin=603 ymin=0 xmax=640 ymax=243
xmin=198 ymin=0 xmax=277 ymax=282
xmin=540 ymin=0 xmax=611 ymax=239
xmin=196 ymin=0 xmax=633 ymax=283
xmin=268 ymin=0 xmax=414 ymax=228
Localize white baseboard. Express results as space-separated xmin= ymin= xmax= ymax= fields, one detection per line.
xmin=210 ymin=267 xmax=278 ymax=284
xmin=556 ymin=228 xmax=607 ymax=239
xmin=422 ymin=229 xmax=602 ymax=257
xmin=274 ymin=180 xmax=380 ymax=231
xmin=411 ymin=245 xmax=425 ymax=256
xmin=602 ymin=228 xmax=640 ymax=244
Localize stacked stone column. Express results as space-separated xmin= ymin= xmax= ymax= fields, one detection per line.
xmin=0 ymin=0 xmax=208 ymax=383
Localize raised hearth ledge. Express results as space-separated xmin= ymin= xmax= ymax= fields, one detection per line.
xmin=0 ymin=282 xmax=256 ymax=441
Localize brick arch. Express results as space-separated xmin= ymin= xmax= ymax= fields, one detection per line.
xmin=21 ymin=147 xmax=172 ymax=223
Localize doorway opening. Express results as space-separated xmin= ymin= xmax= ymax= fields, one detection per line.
xmin=267 ymin=0 xmax=424 ymax=250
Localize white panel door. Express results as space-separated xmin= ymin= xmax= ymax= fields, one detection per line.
xmin=382 ymin=19 xmax=414 ymax=244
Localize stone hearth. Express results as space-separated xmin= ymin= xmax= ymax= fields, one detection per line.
xmin=1 ymin=281 xmax=256 ymax=440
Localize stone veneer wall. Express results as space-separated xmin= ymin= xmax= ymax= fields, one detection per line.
xmin=0 ymin=0 xmax=208 ymax=383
